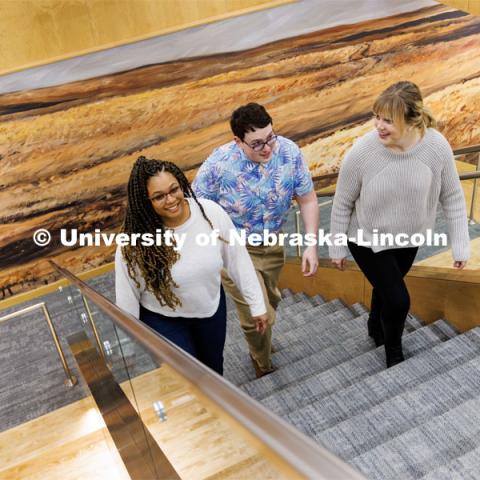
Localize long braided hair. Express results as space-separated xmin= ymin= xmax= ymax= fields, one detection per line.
xmin=121 ymin=156 xmax=216 ymax=310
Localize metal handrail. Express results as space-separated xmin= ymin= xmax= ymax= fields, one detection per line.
xmin=48 ymin=260 xmax=366 ymax=480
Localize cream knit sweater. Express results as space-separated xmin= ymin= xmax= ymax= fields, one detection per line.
xmin=116 ymin=198 xmax=266 ymax=319
xmin=329 ymin=128 xmax=470 ymax=261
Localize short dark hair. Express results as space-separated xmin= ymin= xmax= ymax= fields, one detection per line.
xmin=230 ymin=103 xmax=272 ymax=140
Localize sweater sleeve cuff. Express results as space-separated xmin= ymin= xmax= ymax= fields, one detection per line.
xmin=249 ymin=301 xmax=267 ymax=317
xmin=329 ymin=245 xmax=349 ymax=259
xmin=452 ymin=244 xmax=470 ymax=262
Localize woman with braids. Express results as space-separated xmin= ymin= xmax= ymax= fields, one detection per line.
xmin=115 ymin=156 xmax=268 ymax=375
xmin=330 ymin=81 xmax=469 ymax=368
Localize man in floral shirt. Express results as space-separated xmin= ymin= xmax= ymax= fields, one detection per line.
xmin=193 ymin=103 xmax=319 ymax=377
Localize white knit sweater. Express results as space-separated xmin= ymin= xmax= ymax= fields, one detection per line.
xmin=115 ymin=198 xmax=266 ymax=318
xmin=329 ymin=128 xmax=470 ymax=261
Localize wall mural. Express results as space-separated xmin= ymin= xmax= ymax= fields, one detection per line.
xmin=1 ymin=1 xmax=479 ymax=296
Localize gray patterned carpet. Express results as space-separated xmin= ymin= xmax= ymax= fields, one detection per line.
xmin=2 ymin=268 xmax=480 ymax=479
xmin=0 ymin=273 xmax=158 ymax=432
xmin=223 ymin=290 xmax=480 ymax=480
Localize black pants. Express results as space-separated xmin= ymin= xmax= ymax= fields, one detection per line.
xmin=348 ymin=242 xmax=418 ymax=351
xmin=139 ymin=288 xmax=227 ymax=375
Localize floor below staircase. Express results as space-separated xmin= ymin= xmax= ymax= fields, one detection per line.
xmin=224 ymin=289 xmax=480 ymax=480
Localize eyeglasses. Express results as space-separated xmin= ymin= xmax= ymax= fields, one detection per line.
xmin=149 ymin=184 xmax=182 ymax=205
xmin=244 ymin=134 xmax=277 ymax=152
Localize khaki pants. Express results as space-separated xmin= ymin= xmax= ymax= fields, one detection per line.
xmin=221 ymin=244 xmax=285 ymax=372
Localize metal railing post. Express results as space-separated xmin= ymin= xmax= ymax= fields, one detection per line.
xmin=0 ymin=302 xmax=77 ymax=387
xmin=294 ymin=210 xmax=302 ymax=257
xmin=81 ymin=295 xmax=107 ymax=363
xmin=468 ymin=152 xmax=479 ymax=224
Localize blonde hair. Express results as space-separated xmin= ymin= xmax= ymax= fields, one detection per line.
xmin=373 ymin=81 xmax=436 ymax=133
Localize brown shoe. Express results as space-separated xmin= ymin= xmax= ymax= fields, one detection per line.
xmin=250 ymin=354 xmax=276 ymax=379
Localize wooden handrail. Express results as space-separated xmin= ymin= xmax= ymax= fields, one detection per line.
xmin=310 ymin=142 xmax=480 ymax=187
xmin=290 ymin=258 xmax=480 ymax=284
xmin=312 ymin=171 xmax=479 ymax=198
xmin=453 ymin=144 xmax=480 ymax=155
xmin=279 ymin=258 xmax=480 ymax=334
xmin=48 ymin=260 xmax=367 ymax=480
xmin=459 ymin=171 xmax=480 ymax=181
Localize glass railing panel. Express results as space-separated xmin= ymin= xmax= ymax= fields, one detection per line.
xmin=71 ymin=288 xmax=289 ymax=479
xmin=50 ymin=262 xmax=366 ymax=480
xmin=455 ymin=150 xmax=479 ymax=224
xmin=285 ymin=193 xmax=344 ymax=260
xmin=60 ymin=281 xmax=169 ymax=479
xmin=60 ymin=281 xmax=154 ymax=411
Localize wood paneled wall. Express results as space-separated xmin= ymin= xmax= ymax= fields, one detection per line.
xmin=1 ymin=1 xmax=478 ymax=76
xmin=0 ymin=0 xmax=292 ymax=75
xmin=440 ymin=0 xmax=480 ymax=15
xmin=279 ymin=259 xmax=480 ymax=333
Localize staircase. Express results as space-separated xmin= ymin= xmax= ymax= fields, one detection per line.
xmin=223 ymin=289 xmax=480 ymax=480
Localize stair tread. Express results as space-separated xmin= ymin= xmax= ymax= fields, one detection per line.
xmin=240 ymin=321 xmax=375 ymax=398
xmin=350 ymin=394 xmax=480 ymax=480
xmin=225 ymin=303 xmax=357 ymax=361
xmin=419 ymin=444 xmax=480 ymax=480
xmin=316 ymin=353 xmax=480 ymax=461
xmin=259 ymin=321 xmax=449 ymax=416
xmin=225 ymin=298 xmax=347 ymax=342
xmin=285 ymin=329 xmax=480 ymax=437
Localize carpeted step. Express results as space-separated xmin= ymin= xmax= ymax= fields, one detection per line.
xmin=224 ymin=309 xmax=427 ymax=386
xmin=226 ymin=304 xmax=359 ymax=366
xmin=285 ymin=328 xmax=479 ymax=437
xmin=349 ymin=303 xmax=368 ymax=317
xmin=224 ymin=312 xmax=368 ymax=386
xmin=350 ymin=395 xmax=480 ymax=480
xmin=226 ymin=300 xmax=348 ymax=345
xmin=224 ymin=311 xmax=366 ymax=386
xmin=280 ymin=288 xmax=295 ymax=297
xmin=279 ymin=292 xmax=325 ymax=307
xmin=419 ymin=444 xmax=480 ymax=480
xmin=225 ymin=295 xmax=335 ymax=343
xmin=315 ymin=346 xmax=480 ymax=461
xmin=226 ymin=301 xmax=420 ymax=350
xmin=259 ymin=321 xmax=449 ymax=417
xmin=240 ymin=316 xmax=376 ymax=398
xmin=223 ymin=303 xmax=359 ymax=385
xmin=406 ymin=312 xmax=424 ymax=330
xmin=427 ymin=317 xmax=459 ymax=340
xmin=305 ymin=294 xmax=327 ymax=307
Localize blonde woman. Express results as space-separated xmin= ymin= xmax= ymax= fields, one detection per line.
xmin=329 ymin=81 xmax=470 ymax=368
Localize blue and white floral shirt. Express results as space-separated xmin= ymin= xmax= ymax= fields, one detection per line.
xmin=192 ymin=136 xmax=313 ymax=235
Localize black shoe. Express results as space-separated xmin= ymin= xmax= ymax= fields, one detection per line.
xmin=385 ymin=345 xmax=404 ymax=368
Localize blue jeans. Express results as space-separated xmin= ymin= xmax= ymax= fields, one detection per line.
xmin=139 ymin=288 xmax=227 ymax=375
